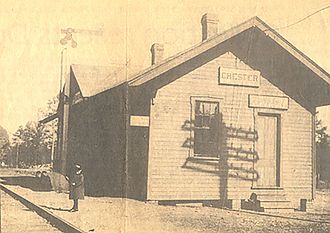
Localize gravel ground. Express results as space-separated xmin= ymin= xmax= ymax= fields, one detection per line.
xmin=1 ymin=169 xmax=330 ymax=233
xmin=1 ymin=182 xmax=330 ymax=233
xmin=0 ymin=190 xmax=60 ymax=232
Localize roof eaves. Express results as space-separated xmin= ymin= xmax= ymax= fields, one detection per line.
xmin=128 ymin=16 xmax=330 ymax=87
xmin=253 ymin=17 xmax=330 ymax=85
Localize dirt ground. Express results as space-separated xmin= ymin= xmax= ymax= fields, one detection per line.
xmin=1 ymin=170 xmax=330 ymax=233
xmin=1 ymin=184 xmax=330 ymax=233
xmin=0 ymin=190 xmax=61 ymax=232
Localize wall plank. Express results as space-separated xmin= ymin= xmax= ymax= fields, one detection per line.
xmin=147 ymin=52 xmax=313 ymax=202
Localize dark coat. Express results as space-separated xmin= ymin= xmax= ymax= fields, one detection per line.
xmin=69 ymin=173 xmax=85 ymax=200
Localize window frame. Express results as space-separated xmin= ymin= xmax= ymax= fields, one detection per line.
xmin=189 ymin=96 xmax=222 ymax=159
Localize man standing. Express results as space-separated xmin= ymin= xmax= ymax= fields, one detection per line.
xmin=66 ymin=164 xmax=85 ymax=212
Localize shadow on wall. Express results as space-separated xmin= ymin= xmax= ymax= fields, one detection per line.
xmin=182 ymin=115 xmax=259 ymax=202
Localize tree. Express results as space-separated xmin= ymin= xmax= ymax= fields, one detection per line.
xmin=316 ymin=115 xmax=329 ymax=145
xmin=11 ymin=122 xmax=43 ymax=167
xmin=8 ymin=97 xmax=59 ymax=168
xmin=38 ymin=96 xmax=58 ymax=150
xmin=315 ymin=112 xmax=330 ymax=187
xmin=0 ymin=125 xmax=10 ymax=165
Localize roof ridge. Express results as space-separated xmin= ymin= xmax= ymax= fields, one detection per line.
xmin=128 ymin=16 xmax=329 ymax=86
xmin=128 ymin=16 xmax=258 ymax=85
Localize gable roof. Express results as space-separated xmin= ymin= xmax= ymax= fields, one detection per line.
xmin=71 ymin=64 xmax=128 ymax=97
xmin=70 ymin=16 xmax=330 ymax=99
xmin=128 ymin=16 xmax=330 ymax=87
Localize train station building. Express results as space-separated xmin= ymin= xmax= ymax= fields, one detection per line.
xmin=52 ymin=14 xmax=330 ymax=212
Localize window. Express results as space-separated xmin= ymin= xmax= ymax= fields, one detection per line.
xmin=194 ymin=100 xmax=220 ymax=157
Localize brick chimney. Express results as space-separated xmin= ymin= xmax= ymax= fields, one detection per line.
xmin=150 ymin=43 xmax=164 ymax=65
xmin=201 ymin=13 xmax=219 ymax=41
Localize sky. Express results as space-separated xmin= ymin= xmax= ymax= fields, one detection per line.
xmin=0 ymin=0 xmax=329 ymax=134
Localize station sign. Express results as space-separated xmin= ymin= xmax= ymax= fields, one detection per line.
xmin=249 ymin=94 xmax=289 ymax=110
xmin=130 ymin=115 xmax=150 ymax=127
xmin=219 ymin=67 xmax=260 ymax=87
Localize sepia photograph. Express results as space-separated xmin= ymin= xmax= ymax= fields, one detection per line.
xmin=0 ymin=0 xmax=330 ymax=232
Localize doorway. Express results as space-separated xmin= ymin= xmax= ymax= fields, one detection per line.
xmin=255 ymin=113 xmax=281 ymax=188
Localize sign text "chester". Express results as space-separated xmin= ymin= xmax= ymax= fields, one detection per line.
xmin=219 ymin=67 xmax=260 ymax=87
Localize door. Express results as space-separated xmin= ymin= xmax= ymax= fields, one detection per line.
xmin=255 ymin=113 xmax=280 ymax=187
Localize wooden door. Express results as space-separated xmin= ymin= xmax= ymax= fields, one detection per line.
xmin=255 ymin=113 xmax=280 ymax=187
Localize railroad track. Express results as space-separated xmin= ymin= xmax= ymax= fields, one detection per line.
xmin=0 ymin=184 xmax=86 ymax=233
xmin=0 ymin=190 xmax=61 ymax=232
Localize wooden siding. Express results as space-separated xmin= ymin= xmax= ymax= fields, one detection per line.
xmin=147 ymin=51 xmax=313 ymax=201
xmin=126 ymin=88 xmax=152 ymax=200
xmin=67 ymin=84 xmax=127 ymax=197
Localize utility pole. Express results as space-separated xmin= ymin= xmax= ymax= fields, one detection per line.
xmin=56 ymin=27 xmax=103 ymax=175
xmin=50 ymin=130 xmax=56 ymax=168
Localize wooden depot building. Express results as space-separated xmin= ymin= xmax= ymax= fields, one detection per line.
xmin=53 ymin=14 xmax=330 ymax=212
